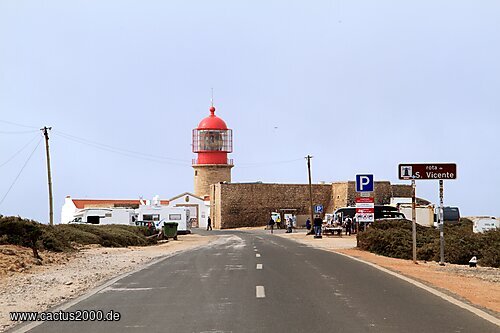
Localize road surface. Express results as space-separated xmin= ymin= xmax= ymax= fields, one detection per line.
xmin=16 ymin=229 xmax=499 ymax=332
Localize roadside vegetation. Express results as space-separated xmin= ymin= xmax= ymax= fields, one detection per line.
xmin=0 ymin=215 xmax=157 ymax=259
xmin=357 ymin=218 xmax=499 ymax=267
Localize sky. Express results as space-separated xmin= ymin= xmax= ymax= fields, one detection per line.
xmin=1 ymin=0 xmax=499 ymax=223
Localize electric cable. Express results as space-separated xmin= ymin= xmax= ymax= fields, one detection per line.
xmin=53 ymin=131 xmax=190 ymax=166
xmin=0 ymin=137 xmax=43 ymax=207
xmin=0 ymin=134 xmax=40 ymax=168
xmin=54 ymin=130 xmax=189 ymax=163
xmin=237 ymin=157 xmax=304 ymax=168
xmin=0 ymin=130 xmax=39 ymax=134
xmin=0 ymin=119 xmax=38 ymax=129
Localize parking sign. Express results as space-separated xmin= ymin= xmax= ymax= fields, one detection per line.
xmin=314 ymin=205 xmax=323 ymax=214
xmin=356 ymin=174 xmax=374 ymax=192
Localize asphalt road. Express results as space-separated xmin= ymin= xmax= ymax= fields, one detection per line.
xmin=18 ymin=229 xmax=499 ymax=333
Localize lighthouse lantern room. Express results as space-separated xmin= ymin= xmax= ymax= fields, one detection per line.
xmin=192 ymin=105 xmax=234 ymax=198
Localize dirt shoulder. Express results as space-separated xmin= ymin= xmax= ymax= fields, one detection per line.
xmin=274 ymin=231 xmax=500 ymax=317
xmin=0 ymin=234 xmax=217 ymax=332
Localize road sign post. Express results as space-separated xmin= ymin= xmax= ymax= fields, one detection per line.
xmin=411 ymin=179 xmax=417 ymax=264
xmin=439 ymin=180 xmax=445 ymax=266
xmin=399 ymin=163 xmax=457 ymax=266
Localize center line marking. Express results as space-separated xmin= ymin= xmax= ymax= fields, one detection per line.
xmin=256 ymin=253 xmax=261 ymax=257
xmin=256 ymin=264 xmax=263 ymax=270
xmin=254 ymin=249 xmax=258 ymax=251
xmin=256 ymin=286 xmax=266 ymax=298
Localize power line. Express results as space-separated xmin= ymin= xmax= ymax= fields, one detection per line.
xmin=237 ymin=158 xmax=304 ymax=168
xmin=0 ymin=137 xmax=43 ymax=207
xmin=0 ymin=119 xmax=39 ymax=129
xmin=0 ymin=130 xmax=39 ymax=134
xmin=53 ymin=131 xmax=190 ymax=166
xmin=0 ymin=134 xmax=40 ymax=168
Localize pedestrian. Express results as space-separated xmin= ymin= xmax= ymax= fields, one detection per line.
xmin=286 ymin=217 xmax=293 ymax=233
xmin=352 ymin=216 xmax=357 ymax=234
xmin=306 ymin=218 xmax=312 ymax=233
xmin=268 ymin=217 xmax=275 ymax=234
xmin=207 ymin=216 xmax=212 ymax=230
xmin=345 ymin=216 xmax=352 ymax=236
xmin=313 ymin=215 xmax=323 ymax=238
xmin=276 ymin=216 xmax=282 ymax=229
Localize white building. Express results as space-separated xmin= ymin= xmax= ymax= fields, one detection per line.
xmin=61 ymin=194 xmax=210 ymax=230
xmin=167 ymin=192 xmax=210 ymax=229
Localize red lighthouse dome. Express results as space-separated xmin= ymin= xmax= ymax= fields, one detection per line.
xmin=197 ymin=106 xmax=228 ymax=130
xmin=192 ymin=105 xmax=233 ymax=165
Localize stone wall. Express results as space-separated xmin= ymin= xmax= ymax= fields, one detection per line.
xmin=211 ymin=183 xmax=332 ymax=229
xmin=391 ymin=184 xmax=413 ymax=198
xmin=193 ymin=164 xmax=233 ymax=198
xmin=210 ymin=181 xmax=414 ymax=229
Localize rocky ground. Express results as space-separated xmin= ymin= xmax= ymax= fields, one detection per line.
xmin=0 ymin=235 xmax=216 ymax=332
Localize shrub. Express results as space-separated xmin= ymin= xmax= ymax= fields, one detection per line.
xmin=0 ymin=216 xmax=43 ymax=258
xmin=358 ymin=218 xmax=500 ymax=267
xmin=0 ymin=216 xmax=158 ymax=256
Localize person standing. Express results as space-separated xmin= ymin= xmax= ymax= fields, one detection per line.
xmin=313 ymin=215 xmax=323 ymax=238
xmin=306 ymin=218 xmax=312 ymax=233
xmin=276 ymin=216 xmax=282 ymax=229
xmin=286 ymin=217 xmax=293 ymax=233
xmin=268 ymin=217 xmax=275 ymax=234
xmin=207 ymin=216 xmax=212 ymax=230
xmin=345 ymin=216 xmax=352 ymax=236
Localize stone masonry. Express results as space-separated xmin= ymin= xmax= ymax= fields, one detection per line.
xmin=210 ymin=181 xmax=412 ymax=229
xmin=193 ymin=164 xmax=233 ymax=198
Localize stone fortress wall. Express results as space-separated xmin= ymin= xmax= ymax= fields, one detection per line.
xmin=210 ymin=181 xmax=412 ymax=229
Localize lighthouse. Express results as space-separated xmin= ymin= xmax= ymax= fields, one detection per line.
xmin=192 ymin=103 xmax=233 ymax=198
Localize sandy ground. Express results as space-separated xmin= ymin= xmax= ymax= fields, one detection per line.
xmin=275 ymin=230 xmax=500 ymax=317
xmin=0 ymin=234 xmax=216 ymax=332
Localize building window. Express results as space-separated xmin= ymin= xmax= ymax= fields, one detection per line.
xmin=143 ymin=214 xmax=160 ymax=221
xmin=195 ymin=170 xmax=198 ymax=176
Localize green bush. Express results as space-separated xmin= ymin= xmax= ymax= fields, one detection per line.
xmin=358 ymin=218 xmax=500 ymax=267
xmin=0 ymin=216 xmax=158 ymax=256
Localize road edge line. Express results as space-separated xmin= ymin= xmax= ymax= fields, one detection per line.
xmin=333 ymin=250 xmax=500 ymax=327
xmin=10 ymin=237 xmax=221 ymax=333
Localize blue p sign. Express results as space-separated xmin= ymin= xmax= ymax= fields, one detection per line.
xmin=314 ymin=205 xmax=323 ymax=214
xmin=356 ymin=174 xmax=374 ymax=192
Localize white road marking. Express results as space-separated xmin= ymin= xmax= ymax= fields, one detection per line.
xmin=225 ymin=264 xmax=245 ymax=270
xmin=256 ymin=253 xmax=261 ymax=257
xmin=254 ymin=249 xmax=258 ymax=251
xmin=100 ymin=287 xmax=153 ymax=293
xmin=256 ymin=264 xmax=263 ymax=270
xmin=256 ymin=286 xmax=266 ymax=298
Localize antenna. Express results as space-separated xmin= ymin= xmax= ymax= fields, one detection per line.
xmin=211 ymin=88 xmax=214 ymax=107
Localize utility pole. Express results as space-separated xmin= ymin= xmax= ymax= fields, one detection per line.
xmin=306 ymin=155 xmax=314 ymax=235
xmin=41 ymin=127 xmax=54 ymax=226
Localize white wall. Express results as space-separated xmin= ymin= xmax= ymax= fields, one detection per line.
xmin=168 ymin=193 xmax=209 ymax=229
xmin=60 ymin=197 xmax=77 ymax=224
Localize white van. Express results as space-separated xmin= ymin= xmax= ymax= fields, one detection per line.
xmin=473 ymin=217 xmax=499 ymax=233
xmin=136 ymin=205 xmax=190 ymax=234
xmin=70 ymin=208 xmax=136 ymax=225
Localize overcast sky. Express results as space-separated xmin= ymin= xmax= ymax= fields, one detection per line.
xmin=1 ymin=0 xmax=499 ymax=223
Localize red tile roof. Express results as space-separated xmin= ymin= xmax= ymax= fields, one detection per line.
xmin=72 ymin=199 xmax=169 ymax=209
